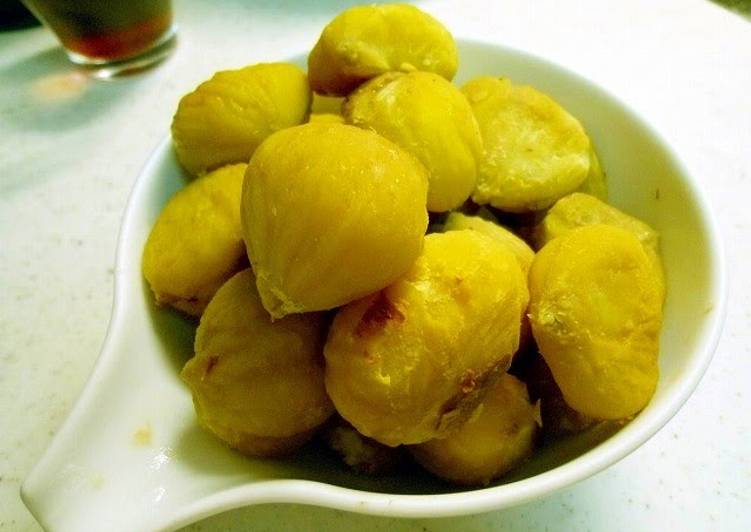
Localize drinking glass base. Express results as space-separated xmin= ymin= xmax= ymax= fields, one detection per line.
xmin=65 ymin=25 xmax=177 ymax=79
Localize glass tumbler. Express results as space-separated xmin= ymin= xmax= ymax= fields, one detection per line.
xmin=22 ymin=0 xmax=177 ymax=77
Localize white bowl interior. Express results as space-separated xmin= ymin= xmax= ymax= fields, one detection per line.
xmin=21 ymin=40 xmax=725 ymax=532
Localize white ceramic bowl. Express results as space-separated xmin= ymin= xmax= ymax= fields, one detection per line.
xmin=21 ymin=40 xmax=727 ymax=532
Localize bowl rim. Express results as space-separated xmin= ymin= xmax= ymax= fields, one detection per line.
xmin=148 ymin=38 xmax=727 ymax=527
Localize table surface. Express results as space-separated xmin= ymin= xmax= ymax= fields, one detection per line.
xmin=1 ymin=0 xmax=749 ymax=531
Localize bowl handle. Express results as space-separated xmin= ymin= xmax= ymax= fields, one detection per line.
xmin=20 ymin=291 xmax=204 ymax=532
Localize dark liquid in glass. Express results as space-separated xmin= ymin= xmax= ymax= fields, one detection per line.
xmin=24 ymin=0 xmax=173 ymax=61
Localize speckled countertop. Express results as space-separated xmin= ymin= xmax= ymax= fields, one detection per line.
xmin=1 ymin=0 xmax=749 ymax=530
